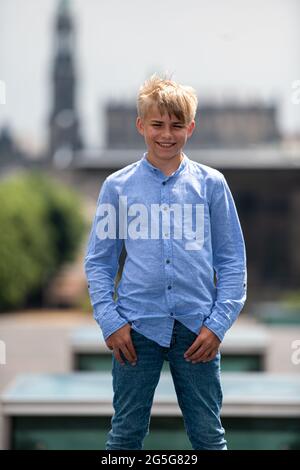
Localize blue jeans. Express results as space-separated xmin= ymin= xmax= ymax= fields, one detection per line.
xmin=105 ymin=320 xmax=227 ymax=450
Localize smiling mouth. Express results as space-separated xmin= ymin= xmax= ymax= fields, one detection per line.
xmin=156 ymin=142 xmax=176 ymax=148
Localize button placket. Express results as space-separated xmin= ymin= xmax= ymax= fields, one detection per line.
xmin=161 ymin=179 xmax=175 ymax=318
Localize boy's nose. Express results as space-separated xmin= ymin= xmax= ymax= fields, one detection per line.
xmin=161 ymin=128 xmax=173 ymax=138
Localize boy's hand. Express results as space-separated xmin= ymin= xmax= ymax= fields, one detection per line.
xmin=184 ymin=326 xmax=221 ymax=363
xmin=105 ymin=324 xmax=138 ymax=366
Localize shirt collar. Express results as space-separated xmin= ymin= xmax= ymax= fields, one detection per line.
xmin=141 ymin=151 xmax=189 ymax=180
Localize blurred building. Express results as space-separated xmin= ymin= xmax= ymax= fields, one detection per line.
xmin=105 ymin=101 xmax=280 ymax=149
xmin=0 ymin=125 xmax=31 ymax=175
xmin=48 ymin=0 xmax=83 ymax=167
xmin=0 ymin=126 xmax=17 ymax=165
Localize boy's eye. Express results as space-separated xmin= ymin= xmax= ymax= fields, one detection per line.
xmin=151 ymin=123 xmax=184 ymax=128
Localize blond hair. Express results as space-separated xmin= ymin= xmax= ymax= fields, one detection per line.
xmin=137 ymin=73 xmax=198 ymax=125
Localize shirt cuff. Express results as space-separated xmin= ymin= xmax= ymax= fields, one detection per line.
xmin=203 ymin=315 xmax=230 ymax=343
xmin=94 ymin=308 xmax=129 ymax=341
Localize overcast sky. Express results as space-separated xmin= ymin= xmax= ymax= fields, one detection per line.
xmin=0 ymin=0 xmax=300 ymax=153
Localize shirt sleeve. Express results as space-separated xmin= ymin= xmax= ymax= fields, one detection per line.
xmin=84 ymin=178 xmax=128 ymax=340
xmin=203 ymin=172 xmax=247 ymax=342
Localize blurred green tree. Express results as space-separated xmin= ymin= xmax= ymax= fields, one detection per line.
xmin=0 ymin=171 xmax=85 ymax=311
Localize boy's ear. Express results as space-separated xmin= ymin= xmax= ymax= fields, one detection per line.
xmin=136 ymin=116 xmax=145 ymax=136
xmin=187 ymin=120 xmax=196 ymax=138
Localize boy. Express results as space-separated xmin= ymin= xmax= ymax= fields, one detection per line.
xmin=84 ymin=74 xmax=247 ymax=450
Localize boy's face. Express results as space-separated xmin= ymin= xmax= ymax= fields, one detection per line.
xmin=136 ymin=105 xmax=195 ymax=163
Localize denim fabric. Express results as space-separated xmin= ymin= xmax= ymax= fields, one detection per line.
xmin=105 ymin=320 xmax=227 ymax=450
xmin=84 ymin=152 xmax=247 ymax=347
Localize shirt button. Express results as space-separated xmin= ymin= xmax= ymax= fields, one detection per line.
xmin=168 ymin=285 xmax=172 ymax=290
xmin=170 ymin=312 xmax=174 ymax=316
xmin=166 ymin=259 xmax=170 ymax=264
xmin=162 ymin=181 xmax=166 ymax=185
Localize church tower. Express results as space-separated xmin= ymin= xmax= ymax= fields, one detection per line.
xmin=49 ymin=0 xmax=83 ymax=167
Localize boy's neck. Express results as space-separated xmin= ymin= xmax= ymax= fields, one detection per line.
xmin=146 ymin=152 xmax=184 ymax=176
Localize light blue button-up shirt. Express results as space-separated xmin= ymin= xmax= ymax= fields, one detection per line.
xmin=84 ymin=152 xmax=247 ymax=347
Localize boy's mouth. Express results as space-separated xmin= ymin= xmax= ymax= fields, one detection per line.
xmin=156 ymin=142 xmax=176 ymax=148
